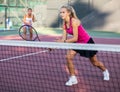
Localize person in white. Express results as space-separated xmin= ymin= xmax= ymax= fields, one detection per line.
xmin=23 ymin=8 xmax=35 ymax=40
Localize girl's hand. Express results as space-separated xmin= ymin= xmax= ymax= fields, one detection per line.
xmin=56 ymin=38 xmax=64 ymax=42
xmin=56 ymin=39 xmax=64 ymax=42
xmin=24 ymin=22 xmax=31 ymax=25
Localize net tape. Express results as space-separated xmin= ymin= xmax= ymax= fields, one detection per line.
xmin=0 ymin=40 xmax=120 ymax=52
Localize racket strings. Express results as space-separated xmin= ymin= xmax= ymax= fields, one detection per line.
xmin=19 ymin=25 xmax=40 ymax=41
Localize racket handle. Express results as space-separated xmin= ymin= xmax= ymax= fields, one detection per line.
xmin=48 ymin=48 xmax=52 ymax=51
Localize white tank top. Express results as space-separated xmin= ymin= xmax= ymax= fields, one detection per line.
xmin=25 ymin=17 xmax=32 ymax=25
xmin=23 ymin=14 xmax=34 ymax=25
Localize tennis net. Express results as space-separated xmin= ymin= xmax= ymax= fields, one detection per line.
xmin=0 ymin=40 xmax=120 ymax=92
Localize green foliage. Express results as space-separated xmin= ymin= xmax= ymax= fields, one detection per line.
xmin=0 ymin=0 xmax=4 ymax=4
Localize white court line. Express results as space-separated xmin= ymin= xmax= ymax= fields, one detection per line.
xmin=0 ymin=50 xmax=49 ymax=62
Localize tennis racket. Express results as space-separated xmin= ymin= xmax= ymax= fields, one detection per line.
xmin=19 ymin=25 xmax=53 ymax=51
xmin=19 ymin=25 xmax=40 ymax=41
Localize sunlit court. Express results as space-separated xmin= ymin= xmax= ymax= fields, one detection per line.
xmin=0 ymin=0 xmax=120 ymax=92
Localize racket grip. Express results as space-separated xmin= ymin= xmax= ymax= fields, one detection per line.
xmin=48 ymin=48 xmax=52 ymax=51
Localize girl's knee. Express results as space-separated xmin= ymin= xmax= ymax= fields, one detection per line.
xmin=66 ymin=55 xmax=73 ymax=60
xmin=92 ymin=61 xmax=100 ymax=66
xmin=90 ymin=57 xmax=100 ymax=66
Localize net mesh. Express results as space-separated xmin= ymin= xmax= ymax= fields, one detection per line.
xmin=0 ymin=40 xmax=120 ymax=92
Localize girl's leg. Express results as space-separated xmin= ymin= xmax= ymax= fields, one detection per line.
xmin=29 ymin=28 xmax=33 ymax=40
xmin=66 ymin=50 xmax=76 ymax=75
xmin=89 ymin=55 xmax=106 ymax=71
xmin=23 ymin=27 xmax=27 ymax=40
xmin=89 ymin=55 xmax=110 ymax=80
xmin=65 ymin=50 xmax=78 ymax=86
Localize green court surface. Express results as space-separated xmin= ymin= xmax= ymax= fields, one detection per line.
xmin=0 ymin=28 xmax=120 ymax=38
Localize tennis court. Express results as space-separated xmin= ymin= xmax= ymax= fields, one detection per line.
xmin=0 ymin=29 xmax=120 ymax=92
xmin=0 ymin=0 xmax=120 ymax=91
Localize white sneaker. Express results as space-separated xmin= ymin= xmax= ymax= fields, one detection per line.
xmin=103 ymin=69 xmax=110 ymax=81
xmin=65 ymin=76 xmax=78 ymax=86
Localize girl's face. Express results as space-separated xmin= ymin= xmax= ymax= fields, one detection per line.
xmin=28 ymin=10 xmax=32 ymax=15
xmin=60 ymin=8 xmax=70 ymax=20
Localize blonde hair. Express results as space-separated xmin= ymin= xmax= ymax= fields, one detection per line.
xmin=61 ymin=5 xmax=78 ymax=19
